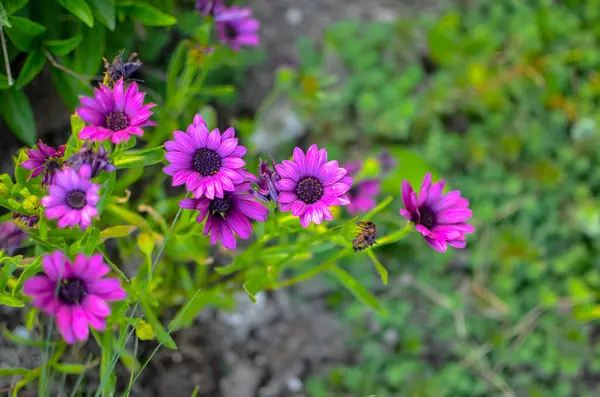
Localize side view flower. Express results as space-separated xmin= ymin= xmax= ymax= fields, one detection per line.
xmin=343 ymin=161 xmax=380 ymax=214
xmin=247 ymin=156 xmax=280 ymax=203
xmin=180 ymin=182 xmax=268 ymax=250
xmin=163 ymin=115 xmax=246 ymax=200
xmin=41 ymin=165 xmax=100 ymax=230
xmin=275 ymin=145 xmax=353 ymax=228
xmin=400 ymin=173 xmax=474 ymax=252
xmin=0 ymin=220 xmax=26 ymax=255
xmin=76 ymin=79 xmax=156 ymax=144
xmin=23 ymin=251 xmax=126 ymax=344
xmin=196 ymin=0 xmax=222 ymax=17
xmin=215 ymin=6 xmax=260 ymax=50
xmin=65 ymin=143 xmax=116 ymax=178
xmin=20 ymin=141 xmax=65 ymax=186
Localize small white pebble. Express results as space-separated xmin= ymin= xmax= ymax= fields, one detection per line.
xmin=13 ymin=326 xmax=30 ymax=339
xmin=287 ymin=377 xmax=303 ymax=392
xmin=285 ymin=8 xmax=303 ymax=26
xmin=171 ymin=352 xmax=183 ymax=363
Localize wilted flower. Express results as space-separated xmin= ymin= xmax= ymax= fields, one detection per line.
xmin=163 ymin=115 xmax=246 ymax=200
xmin=196 ymin=0 xmax=222 ymax=16
xmin=216 ymin=7 xmax=260 ymax=50
xmin=378 ymin=150 xmax=396 ymax=175
xmin=180 ymin=182 xmax=268 ymax=250
xmin=76 ymin=79 xmax=156 ymax=144
xmin=20 ymin=141 xmax=65 ymax=186
xmin=66 ymin=143 xmax=116 ymax=178
xmin=275 ymin=145 xmax=352 ymax=227
xmin=0 ymin=221 xmax=26 ymax=255
xmin=23 ymin=251 xmax=126 ymax=344
xmin=400 ymin=173 xmax=474 ymax=252
xmin=13 ymin=213 xmax=39 ymax=228
xmin=247 ymin=156 xmax=280 ymax=203
xmin=343 ymin=161 xmax=380 ymax=214
xmin=41 ymin=165 xmax=100 ymax=230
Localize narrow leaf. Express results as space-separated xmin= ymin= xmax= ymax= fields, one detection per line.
xmin=140 ymin=293 xmax=177 ymax=349
xmin=5 ymin=16 xmax=45 ymax=51
xmin=100 ymin=225 xmax=137 ymax=241
xmin=366 ymin=250 xmax=388 ymax=285
xmin=88 ymin=0 xmax=115 ymax=30
xmin=43 ymin=35 xmax=83 ymax=56
xmin=118 ymin=3 xmax=177 ymax=26
xmin=57 ymin=0 xmax=94 ymax=27
xmin=328 ymin=265 xmax=384 ymax=313
xmin=16 ymin=46 xmax=46 ymax=88
xmin=114 ymin=147 xmax=165 ymax=168
xmin=0 ymin=88 xmax=37 ymax=145
xmin=0 ymin=3 xmax=11 ymax=27
xmin=0 ymin=293 xmax=24 ymax=307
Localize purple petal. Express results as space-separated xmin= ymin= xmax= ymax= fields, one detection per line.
xmin=57 ymin=306 xmax=76 ymax=344
xmin=424 ymin=236 xmax=448 ymax=252
xmin=23 ymin=276 xmax=54 ymax=296
xmin=401 ymin=180 xmax=415 ymax=213
xmin=291 ymin=200 xmax=307 ymax=216
xmin=279 ymin=192 xmax=297 ymax=204
xmin=275 ymin=179 xmax=296 ymax=192
xmin=226 ymin=211 xmax=252 ymax=239
xmin=221 ymin=157 xmax=245 ymax=169
xmin=217 ymin=138 xmax=238 ymax=157
xmin=206 ymin=129 xmax=221 ymax=150
xmin=436 ymin=208 xmax=473 ymax=224
xmin=293 ymin=147 xmax=307 ymax=170
xmin=43 ymin=251 xmax=66 ymax=281
xmin=82 ymin=294 xmax=111 ymax=317
xmin=425 ymin=180 xmax=445 ymax=206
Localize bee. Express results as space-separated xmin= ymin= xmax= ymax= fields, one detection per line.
xmin=353 ymin=221 xmax=378 ymax=251
xmin=102 ymin=50 xmax=142 ymax=86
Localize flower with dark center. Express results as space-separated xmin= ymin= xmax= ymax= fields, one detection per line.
xmin=247 ymin=157 xmax=281 ymax=203
xmin=163 ymin=114 xmax=246 ymax=200
xmin=0 ymin=221 xmax=26 ymax=255
xmin=180 ymin=182 xmax=268 ymax=250
xmin=20 ymin=141 xmax=65 ymax=186
xmin=65 ymin=143 xmax=116 ymax=178
xmin=400 ymin=173 xmax=474 ymax=252
xmin=41 ymin=165 xmax=100 ymax=230
xmin=23 ymin=251 xmax=126 ymax=344
xmin=343 ymin=160 xmax=381 ymax=215
xmin=76 ymin=79 xmax=156 ymax=144
xmin=274 ymin=145 xmax=353 ymax=228
xmin=215 ymin=7 xmax=260 ymax=51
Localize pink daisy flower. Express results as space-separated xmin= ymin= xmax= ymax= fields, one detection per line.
xmin=343 ymin=161 xmax=381 ymax=215
xmin=20 ymin=141 xmax=65 ymax=186
xmin=163 ymin=115 xmax=246 ymax=200
xmin=23 ymin=251 xmax=126 ymax=344
xmin=400 ymin=173 xmax=474 ymax=252
xmin=216 ymin=7 xmax=260 ymax=51
xmin=275 ymin=145 xmax=353 ymax=228
xmin=180 ymin=182 xmax=268 ymax=250
xmin=76 ymin=79 xmax=156 ymax=144
xmin=41 ymin=165 xmax=100 ymax=230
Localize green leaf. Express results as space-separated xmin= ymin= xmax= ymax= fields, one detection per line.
xmin=114 ymin=147 xmax=165 ymax=169
xmin=0 ymin=73 xmax=9 ymax=89
xmin=136 ymin=232 xmax=155 ymax=258
xmin=135 ymin=319 xmax=155 ymax=341
xmin=93 ymin=330 xmax=116 ymax=396
xmin=105 ymin=204 xmax=152 ymax=232
xmin=118 ymin=2 xmax=176 ymax=26
xmin=328 ymin=265 xmax=384 ymax=313
xmin=5 ymin=16 xmax=46 ymax=51
xmin=53 ymin=363 xmax=89 ymax=374
xmin=0 ymin=293 xmax=24 ymax=307
xmin=366 ymin=250 xmax=388 ymax=286
xmin=43 ymin=35 xmax=83 ymax=56
xmin=71 ymin=22 xmax=105 ymax=76
xmin=57 ymin=0 xmax=94 ymax=27
xmin=0 ymin=257 xmax=17 ymax=289
xmin=3 ymin=325 xmax=51 ymax=347
xmin=140 ymin=293 xmax=177 ymax=349
xmin=16 ymin=46 xmax=46 ymax=88
xmin=202 ymin=85 xmax=235 ymax=97
xmin=0 ymin=88 xmax=37 ymax=146
xmin=4 ymin=0 xmax=29 ymax=15
xmin=166 ymin=41 xmax=186 ymax=99
xmin=88 ymin=0 xmax=115 ymax=30
xmin=100 ymin=225 xmax=137 ymax=241
xmin=0 ymin=3 xmax=11 ymax=27
xmin=0 ymin=367 xmax=30 ymax=376
xmin=12 ymin=368 xmax=40 ymax=397
xmin=14 ymin=257 xmax=42 ymax=294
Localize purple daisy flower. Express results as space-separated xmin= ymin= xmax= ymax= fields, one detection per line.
xmin=343 ymin=161 xmax=380 ymax=215
xmin=196 ymin=0 xmax=222 ymax=16
xmin=76 ymin=79 xmax=156 ymax=144
xmin=0 ymin=220 xmax=26 ymax=255
xmin=216 ymin=7 xmax=260 ymax=50
xmin=163 ymin=115 xmax=246 ymax=200
xmin=65 ymin=143 xmax=116 ymax=178
xmin=20 ymin=141 xmax=65 ymax=186
xmin=247 ymin=156 xmax=280 ymax=203
xmin=180 ymin=182 xmax=268 ymax=250
xmin=23 ymin=251 xmax=126 ymax=344
xmin=275 ymin=145 xmax=353 ymax=228
xmin=41 ymin=165 xmax=100 ymax=230
xmin=400 ymin=173 xmax=474 ymax=252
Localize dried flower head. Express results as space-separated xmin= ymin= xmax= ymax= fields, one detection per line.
xmin=0 ymin=220 xmax=26 ymax=255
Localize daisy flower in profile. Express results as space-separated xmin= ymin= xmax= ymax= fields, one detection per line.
xmin=163 ymin=115 xmax=246 ymax=200
xmin=343 ymin=161 xmax=380 ymax=215
xmin=0 ymin=220 xmax=26 ymax=255
xmin=180 ymin=182 xmax=268 ymax=250
xmin=247 ymin=156 xmax=280 ymax=203
xmin=23 ymin=251 xmax=126 ymax=344
xmin=41 ymin=165 xmax=100 ymax=230
xmin=20 ymin=141 xmax=65 ymax=186
xmin=65 ymin=143 xmax=116 ymax=178
xmin=275 ymin=145 xmax=352 ymax=228
xmin=216 ymin=7 xmax=260 ymax=50
xmin=76 ymin=79 xmax=156 ymax=144
xmin=400 ymin=173 xmax=474 ymax=252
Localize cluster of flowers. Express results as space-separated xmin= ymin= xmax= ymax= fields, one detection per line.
xmin=196 ymin=0 xmax=260 ymax=51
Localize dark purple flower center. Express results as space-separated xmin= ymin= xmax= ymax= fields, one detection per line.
xmin=58 ymin=278 xmax=86 ymax=305
xmin=67 ymin=190 xmax=87 ymax=210
xmin=105 ymin=111 xmax=129 ymax=131
xmin=296 ymin=177 xmax=323 ymax=204
xmin=193 ymin=148 xmax=221 ymax=176
xmin=225 ymin=23 xmax=238 ymax=40
xmin=416 ymin=207 xmax=436 ymax=229
xmin=210 ymin=196 xmax=232 ymax=217
xmin=45 ymin=157 xmax=63 ymax=172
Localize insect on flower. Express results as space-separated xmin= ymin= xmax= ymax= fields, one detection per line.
xmin=353 ymin=221 xmax=378 ymax=251
xmin=103 ymin=50 xmax=142 ymax=86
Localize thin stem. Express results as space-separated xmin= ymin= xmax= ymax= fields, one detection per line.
xmin=0 ymin=27 xmax=12 ymax=86
xmin=43 ymin=49 xmax=91 ymax=82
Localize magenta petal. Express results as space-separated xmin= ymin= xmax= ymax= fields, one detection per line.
xmin=436 ymin=208 xmax=472 ymax=224
xmin=206 ymin=129 xmax=221 ymax=150
xmin=86 ymin=312 xmax=107 ymax=331
xmin=57 ymin=306 xmax=75 ymax=344
xmin=279 ymin=192 xmax=297 ymax=204
xmin=399 ymin=209 xmax=413 ymax=220
xmin=86 ymin=278 xmax=121 ymax=294
xmin=275 ymin=179 xmax=296 ymax=192
xmin=293 ymin=147 xmax=307 ymax=170
xmin=43 ymin=251 xmax=66 ymax=281
xmin=401 ymin=180 xmax=415 ymax=212
xmin=291 ymin=200 xmax=307 ymax=216
xmin=220 ymin=222 xmax=237 ymax=250
xmin=71 ymin=305 xmax=89 ymax=341
xmin=82 ymin=294 xmax=111 ymax=317
xmin=226 ymin=212 xmax=252 ymax=239
xmin=424 ymin=236 xmax=447 ymax=253
xmin=300 ymin=212 xmax=312 ymax=228
xmin=23 ymin=276 xmax=54 ymax=295
xmin=431 ymin=191 xmax=461 ymax=212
